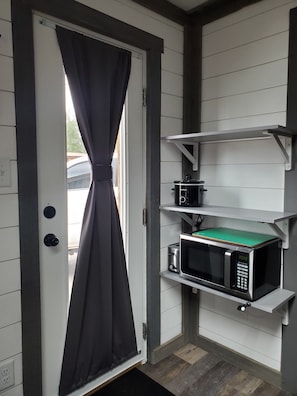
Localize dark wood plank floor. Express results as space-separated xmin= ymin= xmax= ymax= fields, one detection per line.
xmin=139 ymin=344 xmax=292 ymax=396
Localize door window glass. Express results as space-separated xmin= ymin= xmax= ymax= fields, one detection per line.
xmin=66 ymin=77 xmax=122 ymax=293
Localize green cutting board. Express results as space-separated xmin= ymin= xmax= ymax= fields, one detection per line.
xmin=192 ymin=228 xmax=277 ymax=247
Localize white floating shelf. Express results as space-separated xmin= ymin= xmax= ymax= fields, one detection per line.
xmin=160 ymin=204 xmax=297 ymax=224
xmin=160 ymin=204 xmax=297 ymax=248
xmin=161 ymin=271 xmax=295 ymax=316
xmin=162 ymin=125 xmax=296 ymax=144
xmin=162 ymin=125 xmax=296 ymax=171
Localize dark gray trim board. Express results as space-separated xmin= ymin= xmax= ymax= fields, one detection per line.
xmin=11 ymin=1 xmax=43 ymax=395
xmin=191 ymin=0 xmax=263 ymax=24
xmin=182 ymin=286 xmax=199 ymax=344
xmin=282 ymin=6 xmax=297 ymax=395
xmin=131 ymin=0 xmax=263 ymax=25
xmin=181 ymin=20 xmax=202 ymax=339
xmin=131 ymin=0 xmax=189 ymax=25
xmin=151 ymin=334 xmax=186 ymax=364
xmin=23 ymin=0 xmax=163 ymax=52
xmin=183 ymin=22 xmax=202 ymax=134
xmin=12 ymin=0 xmax=162 ymax=394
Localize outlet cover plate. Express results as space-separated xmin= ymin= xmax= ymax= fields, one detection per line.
xmin=0 ymin=360 xmax=14 ymax=391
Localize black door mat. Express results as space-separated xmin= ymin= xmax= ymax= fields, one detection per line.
xmin=91 ymin=368 xmax=174 ymax=396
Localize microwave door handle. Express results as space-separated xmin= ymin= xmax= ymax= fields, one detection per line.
xmin=224 ymin=250 xmax=233 ymax=289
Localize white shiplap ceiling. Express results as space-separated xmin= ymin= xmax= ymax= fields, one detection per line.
xmin=167 ymin=0 xmax=209 ymax=12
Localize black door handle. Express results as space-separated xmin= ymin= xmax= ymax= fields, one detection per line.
xmin=44 ymin=233 xmax=59 ymax=247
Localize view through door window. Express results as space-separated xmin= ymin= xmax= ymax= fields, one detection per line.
xmin=65 ymin=77 xmax=122 ymax=295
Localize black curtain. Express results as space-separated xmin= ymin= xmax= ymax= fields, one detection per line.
xmin=56 ymin=27 xmax=137 ymax=396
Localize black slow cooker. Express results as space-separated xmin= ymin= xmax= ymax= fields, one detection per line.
xmin=173 ymin=175 xmax=206 ymax=207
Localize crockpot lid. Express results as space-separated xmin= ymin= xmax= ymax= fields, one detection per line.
xmin=187 ymin=174 xmax=203 ymax=183
xmin=174 ymin=174 xmax=204 ymax=184
xmin=174 ymin=181 xmax=205 ymax=185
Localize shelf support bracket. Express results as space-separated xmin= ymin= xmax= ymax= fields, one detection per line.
xmin=175 ymin=142 xmax=199 ymax=171
xmin=177 ymin=212 xmax=195 ymax=227
xmin=269 ymin=133 xmax=292 ymax=171
xmin=268 ymin=220 xmax=289 ymax=249
xmin=278 ymin=303 xmax=290 ymax=326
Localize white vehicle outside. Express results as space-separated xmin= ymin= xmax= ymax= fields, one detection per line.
xmin=67 ymin=154 xmax=118 ymax=252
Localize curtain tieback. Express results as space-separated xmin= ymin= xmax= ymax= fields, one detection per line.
xmin=92 ymin=163 xmax=112 ymax=181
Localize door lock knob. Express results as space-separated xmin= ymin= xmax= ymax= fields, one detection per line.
xmin=44 ymin=233 xmax=59 ymax=247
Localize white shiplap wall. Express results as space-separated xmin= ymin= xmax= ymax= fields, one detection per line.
xmin=0 ymin=1 xmax=23 ymax=395
xmin=200 ymin=0 xmax=297 ymax=371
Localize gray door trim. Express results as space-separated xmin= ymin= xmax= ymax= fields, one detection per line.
xmin=282 ymin=6 xmax=297 ymax=395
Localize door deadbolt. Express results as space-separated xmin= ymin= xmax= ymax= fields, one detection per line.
xmin=44 ymin=233 xmax=59 ymax=247
xmin=43 ymin=205 xmax=56 ymax=219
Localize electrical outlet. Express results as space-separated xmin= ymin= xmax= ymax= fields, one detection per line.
xmin=0 ymin=360 xmax=14 ymax=391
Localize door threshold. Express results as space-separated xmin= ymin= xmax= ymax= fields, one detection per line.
xmin=85 ymin=362 xmax=142 ymax=395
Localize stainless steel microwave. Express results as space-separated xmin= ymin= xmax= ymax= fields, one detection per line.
xmin=180 ymin=231 xmax=282 ymax=301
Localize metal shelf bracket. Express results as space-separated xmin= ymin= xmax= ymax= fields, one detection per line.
xmin=268 ymin=220 xmax=289 ymax=249
xmin=176 ymin=212 xmax=195 ymax=227
xmin=174 ymin=142 xmax=199 ymax=171
xmin=278 ymin=303 xmax=290 ymax=326
xmin=170 ymin=211 xmax=204 ymax=228
xmin=269 ymin=133 xmax=292 ymax=171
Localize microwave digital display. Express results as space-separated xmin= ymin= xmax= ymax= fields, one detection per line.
xmin=238 ymin=254 xmax=248 ymax=263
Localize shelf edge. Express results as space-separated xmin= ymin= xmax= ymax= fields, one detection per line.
xmin=160 ymin=271 xmax=295 ymax=314
xmin=160 ymin=204 xmax=297 ymax=224
xmin=161 ymin=125 xmax=297 ymax=143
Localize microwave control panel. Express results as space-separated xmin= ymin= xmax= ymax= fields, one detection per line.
xmin=235 ymin=253 xmax=249 ymax=291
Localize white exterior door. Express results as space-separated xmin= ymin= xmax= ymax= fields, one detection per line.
xmin=33 ymin=14 xmax=146 ymax=396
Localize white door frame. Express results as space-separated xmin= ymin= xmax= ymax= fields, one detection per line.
xmin=34 ymin=14 xmax=146 ymax=396
xmin=34 ymin=16 xmax=69 ymax=396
